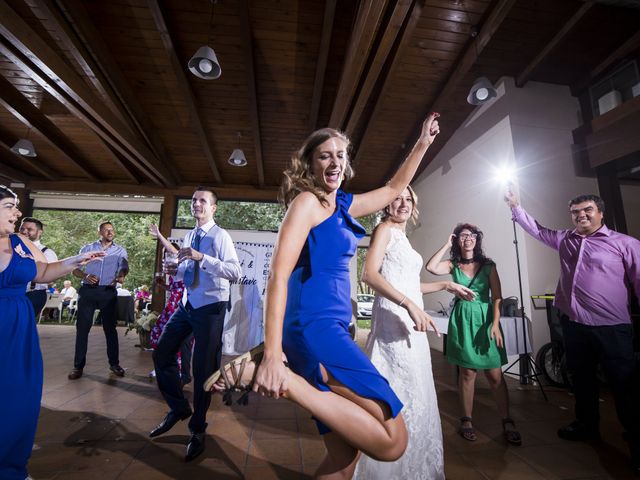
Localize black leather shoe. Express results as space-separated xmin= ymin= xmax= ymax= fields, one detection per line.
xmin=557 ymin=421 xmax=601 ymax=441
xmin=149 ymin=409 xmax=193 ymax=438
xmin=109 ymin=365 xmax=125 ymax=377
xmin=185 ymin=432 xmax=205 ymax=462
xmin=68 ymin=368 xmax=83 ymax=380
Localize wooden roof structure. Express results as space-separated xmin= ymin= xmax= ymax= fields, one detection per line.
xmin=1 ymin=0 xmax=640 ymax=201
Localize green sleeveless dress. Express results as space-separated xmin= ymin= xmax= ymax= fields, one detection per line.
xmin=446 ymin=262 xmax=507 ymax=369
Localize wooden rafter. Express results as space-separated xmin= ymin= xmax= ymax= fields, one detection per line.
xmin=95 ymin=137 xmax=141 ymax=184
xmin=0 ymin=148 xmax=31 ymax=182
xmin=516 ymin=2 xmax=594 ymax=87
xmin=0 ymin=124 xmax=59 ymax=180
xmin=0 ymin=74 xmax=92 ymax=181
xmin=353 ymin=0 xmax=424 ymax=166
xmin=309 ymin=0 xmax=337 ymax=131
xmin=590 ymin=30 xmax=640 ymax=82
xmin=53 ymin=0 xmax=182 ymax=184
xmin=345 ymin=0 xmax=414 ymax=135
xmin=237 ymin=0 xmax=265 ymax=187
xmin=0 ymin=1 xmax=174 ymax=186
xmin=329 ymin=0 xmax=389 ymax=129
xmin=146 ymin=0 xmax=222 ymax=185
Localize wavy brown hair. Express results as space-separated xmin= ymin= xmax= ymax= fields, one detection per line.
xmin=450 ymin=223 xmax=491 ymax=266
xmin=380 ymin=185 xmax=420 ymax=225
xmin=279 ymin=128 xmax=354 ymax=209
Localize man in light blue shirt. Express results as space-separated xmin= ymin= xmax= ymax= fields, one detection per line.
xmin=68 ymin=221 xmax=128 ymax=380
xmin=150 ymin=186 xmax=241 ymax=462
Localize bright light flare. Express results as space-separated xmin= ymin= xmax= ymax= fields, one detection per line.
xmin=493 ymin=164 xmax=516 ymax=186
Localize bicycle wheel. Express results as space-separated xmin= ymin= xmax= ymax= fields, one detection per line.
xmin=536 ymin=342 xmax=567 ymax=387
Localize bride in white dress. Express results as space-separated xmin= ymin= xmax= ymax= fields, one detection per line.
xmin=354 ymin=186 xmax=474 ymax=480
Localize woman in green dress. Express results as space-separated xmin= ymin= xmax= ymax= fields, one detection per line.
xmin=426 ymin=223 xmax=521 ymax=446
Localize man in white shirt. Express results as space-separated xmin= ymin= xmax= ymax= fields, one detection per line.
xmin=20 ymin=217 xmax=58 ymax=319
xmin=149 ymin=186 xmax=241 ymax=462
xmin=59 ymin=280 xmax=77 ymax=318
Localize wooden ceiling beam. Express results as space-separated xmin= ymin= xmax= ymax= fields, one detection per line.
xmin=329 ymin=0 xmax=389 ymax=129
xmin=430 ymin=0 xmax=517 ymax=114
xmin=25 ymin=180 xmax=280 ymax=202
xmin=52 ymin=0 xmax=182 ymax=184
xmin=146 ymin=0 xmax=222 ymax=185
xmin=0 ymin=1 xmax=174 ymax=186
xmin=352 ymin=0 xmax=425 ymax=166
xmin=0 ymin=149 xmax=32 ymax=182
xmin=0 ymin=74 xmax=93 ymax=181
xmin=237 ymin=0 xmax=265 ymax=187
xmin=95 ymin=137 xmax=141 ymax=184
xmin=345 ymin=0 xmax=414 ymax=135
xmin=0 ymin=124 xmax=59 ymax=180
xmin=516 ymin=2 xmax=594 ymax=87
xmin=308 ymin=0 xmax=336 ymax=131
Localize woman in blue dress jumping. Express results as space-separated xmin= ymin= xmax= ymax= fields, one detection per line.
xmin=0 ymin=185 xmax=104 ymax=480
xmin=211 ymin=113 xmax=440 ymax=478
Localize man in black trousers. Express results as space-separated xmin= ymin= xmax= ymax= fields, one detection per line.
xmin=150 ymin=186 xmax=241 ymax=462
xmin=68 ymin=221 xmax=128 ymax=380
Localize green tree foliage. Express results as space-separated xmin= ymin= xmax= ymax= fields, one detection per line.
xmin=33 ymin=209 xmax=159 ymax=291
xmin=176 ymin=199 xmax=284 ymax=231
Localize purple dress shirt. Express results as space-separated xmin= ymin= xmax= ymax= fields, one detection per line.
xmin=512 ymin=205 xmax=640 ymax=326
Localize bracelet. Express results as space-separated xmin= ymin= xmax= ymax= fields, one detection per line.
xmin=398 ymin=295 xmax=407 ymax=307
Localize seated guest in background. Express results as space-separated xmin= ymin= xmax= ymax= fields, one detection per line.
xmin=19 ymin=217 xmax=58 ymax=319
xmin=134 ymin=284 xmax=151 ymax=313
xmin=56 ymin=280 xmax=77 ymax=319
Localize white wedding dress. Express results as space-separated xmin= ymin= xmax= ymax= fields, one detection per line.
xmin=354 ymin=227 xmax=445 ymax=480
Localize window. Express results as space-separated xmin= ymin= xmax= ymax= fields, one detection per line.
xmin=175 ymin=199 xmax=284 ymax=231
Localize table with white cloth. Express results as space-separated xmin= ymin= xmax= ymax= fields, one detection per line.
xmin=425 ymin=311 xmax=532 ymax=356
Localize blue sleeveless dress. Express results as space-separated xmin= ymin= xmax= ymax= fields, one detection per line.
xmin=282 ymin=190 xmax=403 ymax=433
xmin=0 ymin=234 xmax=42 ymax=480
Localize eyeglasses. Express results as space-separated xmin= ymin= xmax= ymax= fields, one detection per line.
xmin=459 ymin=233 xmax=478 ymax=240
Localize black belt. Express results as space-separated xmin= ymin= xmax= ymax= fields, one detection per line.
xmin=82 ymin=285 xmax=116 ymax=290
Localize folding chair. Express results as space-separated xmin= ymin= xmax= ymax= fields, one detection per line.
xmin=38 ymin=293 xmax=61 ymax=324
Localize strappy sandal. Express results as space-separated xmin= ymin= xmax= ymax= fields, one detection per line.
xmin=459 ymin=416 xmax=477 ymax=441
xmin=203 ymin=344 xmax=265 ymax=406
xmin=502 ymin=417 xmax=522 ymax=446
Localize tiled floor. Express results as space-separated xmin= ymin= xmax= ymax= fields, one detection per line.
xmin=30 ymin=324 xmax=635 ymax=479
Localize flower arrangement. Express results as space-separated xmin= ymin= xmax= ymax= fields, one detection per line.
xmin=126 ymin=311 xmax=159 ymax=336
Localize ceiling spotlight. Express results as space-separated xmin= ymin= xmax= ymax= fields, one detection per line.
xmin=467 ymin=76 xmax=497 ymax=105
xmin=188 ymin=46 xmax=221 ymax=80
xmin=11 ymin=138 xmax=36 ymax=157
xmin=228 ymin=132 xmax=247 ymax=167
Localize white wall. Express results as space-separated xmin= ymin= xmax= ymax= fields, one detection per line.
xmin=411 ymin=77 xmax=597 ymax=354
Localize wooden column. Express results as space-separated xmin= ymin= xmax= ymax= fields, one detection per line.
xmin=596 ymin=163 xmax=627 ymax=234
xmin=151 ymin=194 xmax=177 ymax=312
xmin=15 ymin=187 xmax=33 ymax=221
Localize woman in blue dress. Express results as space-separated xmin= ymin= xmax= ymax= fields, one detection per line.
xmin=210 ymin=113 xmax=440 ymax=478
xmin=0 ymin=185 xmax=104 ymax=480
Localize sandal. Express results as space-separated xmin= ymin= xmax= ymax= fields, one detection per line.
xmin=203 ymin=344 xmax=265 ymax=405
xmin=459 ymin=416 xmax=477 ymax=441
xmin=502 ymin=417 xmax=522 ymax=446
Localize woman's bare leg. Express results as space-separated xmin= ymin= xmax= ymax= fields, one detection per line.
xmin=484 ymin=368 xmax=510 ymax=418
xmin=315 ymin=433 xmax=360 ymax=480
xmin=459 ymin=367 xmax=477 ymax=428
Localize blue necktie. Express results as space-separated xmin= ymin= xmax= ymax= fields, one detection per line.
xmin=183 ymin=228 xmax=202 ymax=288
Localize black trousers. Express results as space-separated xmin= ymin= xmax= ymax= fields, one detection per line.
xmin=562 ymin=317 xmax=639 ymax=442
xmin=153 ymin=301 xmax=227 ymax=434
xmin=74 ymin=286 xmax=119 ymax=369
xmin=26 ymin=290 xmax=47 ymax=321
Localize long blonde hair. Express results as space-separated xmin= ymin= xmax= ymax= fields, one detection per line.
xmin=380 ymin=185 xmax=420 ymax=225
xmin=279 ymin=128 xmax=354 ymax=209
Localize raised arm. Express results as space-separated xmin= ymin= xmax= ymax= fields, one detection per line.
xmin=421 ymin=281 xmax=475 ymax=301
xmin=254 ymin=192 xmax=323 ymax=398
xmin=149 ymin=223 xmax=178 ymax=255
xmin=349 ymin=113 xmax=440 ymax=218
xmin=425 ymin=234 xmax=454 ymax=275
xmin=505 ymin=186 xmax=564 ymax=251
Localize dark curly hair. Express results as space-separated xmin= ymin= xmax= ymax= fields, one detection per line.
xmin=450 ymin=223 xmax=491 ymax=266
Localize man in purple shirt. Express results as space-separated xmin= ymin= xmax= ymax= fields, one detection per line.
xmin=505 ymin=190 xmax=639 ymax=471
